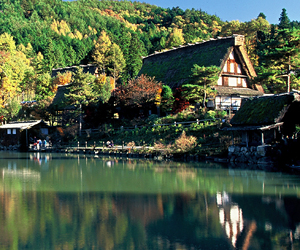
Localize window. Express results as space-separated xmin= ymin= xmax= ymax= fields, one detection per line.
xmin=242 ymin=78 xmax=247 ymax=87
xmin=217 ymin=77 xmax=222 ymax=86
xmin=237 ymin=64 xmax=242 ymax=74
xmin=228 ymin=77 xmax=237 ymax=87
xmin=223 ymin=62 xmax=227 ymax=72
xmin=12 ymin=129 xmax=16 ymax=134
xmin=7 ymin=129 xmax=11 ymax=134
xmin=230 ymin=63 xmax=235 ymax=73
xmin=41 ymin=128 xmax=49 ymax=135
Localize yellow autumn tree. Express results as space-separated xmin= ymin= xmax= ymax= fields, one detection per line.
xmin=0 ymin=33 xmax=34 ymax=107
xmin=92 ymin=30 xmax=112 ymax=74
xmin=52 ymin=71 xmax=73 ymax=92
xmin=166 ymin=28 xmax=185 ymax=48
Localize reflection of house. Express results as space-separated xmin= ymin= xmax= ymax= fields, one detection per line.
xmin=139 ymin=34 xmax=263 ymax=110
xmin=0 ymin=120 xmax=50 ymax=149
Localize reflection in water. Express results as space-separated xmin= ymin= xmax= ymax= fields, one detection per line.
xmin=0 ymin=152 xmax=300 ymax=249
xmin=218 ymin=192 xmax=245 ymax=248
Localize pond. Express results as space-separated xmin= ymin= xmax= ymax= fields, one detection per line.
xmin=0 ymin=151 xmax=300 ymax=250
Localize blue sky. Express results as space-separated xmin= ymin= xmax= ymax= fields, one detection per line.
xmin=140 ymin=0 xmax=300 ymax=24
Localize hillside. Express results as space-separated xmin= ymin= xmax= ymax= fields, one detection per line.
xmin=0 ymin=0 xmax=225 ymax=71
xmin=1 ymin=0 xmax=300 ymax=125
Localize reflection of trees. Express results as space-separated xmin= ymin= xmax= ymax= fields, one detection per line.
xmin=1 ymin=153 xmax=300 ymax=249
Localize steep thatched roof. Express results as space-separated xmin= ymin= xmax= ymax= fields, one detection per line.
xmin=138 ymin=35 xmax=256 ymax=89
xmin=50 ymin=84 xmax=74 ymax=110
xmin=230 ymin=92 xmax=300 ymax=127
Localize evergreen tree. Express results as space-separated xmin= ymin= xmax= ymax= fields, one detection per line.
xmin=126 ymin=32 xmax=146 ymax=79
xmin=278 ymin=8 xmax=291 ymax=30
xmin=256 ymin=21 xmax=300 ymax=93
xmin=182 ymin=65 xmax=219 ymax=107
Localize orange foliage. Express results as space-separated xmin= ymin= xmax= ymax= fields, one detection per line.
xmin=52 ymin=71 xmax=72 ymax=92
xmin=115 ymin=74 xmax=162 ymax=107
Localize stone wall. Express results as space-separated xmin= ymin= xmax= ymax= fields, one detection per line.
xmin=228 ymin=145 xmax=274 ymax=165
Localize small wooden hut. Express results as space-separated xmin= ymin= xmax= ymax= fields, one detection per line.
xmin=225 ymin=92 xmax=300 ymax=147
xmin=0 ymin=120 xmax=50 ymax=150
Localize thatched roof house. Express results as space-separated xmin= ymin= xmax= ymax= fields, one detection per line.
xmin=226 ymin=92 xmax=300 ymax=146
xmin=139 ymin=34 xmax=263 ymax=110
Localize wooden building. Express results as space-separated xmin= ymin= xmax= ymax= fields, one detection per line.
xmin=0 ymin=120 xmax=50 ymax=149
xmin=225 ymin=92 xmax=300 ymax=147
xmin=138 ymin=34 xmax=263 ymax=111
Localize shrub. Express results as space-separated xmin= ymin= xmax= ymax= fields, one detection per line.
xmin=173 ymin=131 xmax=197 ymax=153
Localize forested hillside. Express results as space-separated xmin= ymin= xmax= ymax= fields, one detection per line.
xmin=1 ymin=0 xmax=300 ymax=124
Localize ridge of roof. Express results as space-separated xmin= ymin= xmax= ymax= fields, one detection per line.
xmin=142 ymin=35 xmax=243 ymax=60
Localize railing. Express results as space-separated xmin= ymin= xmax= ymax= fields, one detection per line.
xmin=96 ymin=118 xmax=222 ymax=132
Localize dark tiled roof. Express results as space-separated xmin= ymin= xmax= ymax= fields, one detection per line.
xmin=230 ymin=92 xmax=300 ymax=126
xmin=213 ymin=86 xmax=264 ymax=97
xmin=138 ymin=35 xmax=254 ymax=89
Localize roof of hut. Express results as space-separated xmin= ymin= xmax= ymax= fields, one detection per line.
xmin=138 ymin=35 xmax=256 ymax=89
xmin=0 ymin=120 xmax=49 ymax=130
xmin=50 ymin=84 xmax=74 ymax=110
xmin=230 ymin=92 xmax=300 ymax=127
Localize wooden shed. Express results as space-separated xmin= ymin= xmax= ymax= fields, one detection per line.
xmin=225 ymin=92 xmax=300 ymax=147
xmin=0 ymin=120 xmax=50 ymax=150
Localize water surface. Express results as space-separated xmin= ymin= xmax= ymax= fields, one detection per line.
xmin=0 ymin=151 xmax=300 ymax=249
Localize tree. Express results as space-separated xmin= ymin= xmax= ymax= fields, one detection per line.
xmin=258 ymin=12 xmax=267 ymax=20
xmin=115 ymin=74 xmax=162 ymax=108
xmin=126 ymin=32 xmax=146 ymax=79
xmin=160 ymin=85 xmax=174 ymax=114
xmin=182 ymin=65 xmax=219 ymax=107
xmin=107 ymin=43 xmax=126 ymax=82
xmin=256 ymin=25 xmax=300 ymax=93
xmin=278 ymin=8 xmax=291 ymax=30
xmin=64 ymin=68 xmax=96 ymax=106
xmin=92 ymin=74 xmax=113 ymax=103
xmin=52 ymin=71 xmax=73 ymax=91
xmin=166 ymin=28 xmax=185 ymax=48
xmin=64 ymin=68 xmax=96 ymax=135
xmin=92 ymin=30 xmax=112 ymax=74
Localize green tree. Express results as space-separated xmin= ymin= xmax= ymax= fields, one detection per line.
xmin=92 ymin=74 xmax=113 ymax=103
xmin=256 ymin=26 xmax=300 ymax=93
xmin=278 ymin=8 xmax=291 ymax=30
xmin=64 ymin=68 xmax=96 ymax=106
xmin=160 ymin=85 xmax=174 ymax=113
xmin=126 ymin=33 xmax=145 ymax=79
xmin=182 ymin=65 xmax=219 ymax=107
